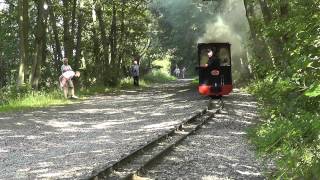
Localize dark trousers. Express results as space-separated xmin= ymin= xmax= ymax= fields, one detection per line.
xmin=133 ymin=76 xmax=139 ymax=86
xmin=212 ymin=76 xmax=221 ymax=93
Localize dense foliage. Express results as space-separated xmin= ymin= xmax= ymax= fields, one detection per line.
xmin=0 ymin=0 xmax=156 ymax=89
xmin=244 ymin=0 xmax=320 ymax=178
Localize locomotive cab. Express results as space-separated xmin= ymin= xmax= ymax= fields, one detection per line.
xmin=197 ymin=43 xmax=233 ymax=97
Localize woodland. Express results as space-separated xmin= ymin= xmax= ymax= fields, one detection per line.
xmin=0 ymin=0 xmax=319 ymax=178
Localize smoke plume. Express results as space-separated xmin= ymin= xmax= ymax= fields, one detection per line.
xmin=198 ymin=0 xmax=250 ymax=83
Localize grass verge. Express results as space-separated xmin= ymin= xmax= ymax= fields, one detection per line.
xmin=246 ymin=75 xmax=320 ymax=179
xmin=0 ymin=90 xmax=71 ymax=112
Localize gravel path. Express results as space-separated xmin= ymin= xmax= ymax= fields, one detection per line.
xmin=0 ymin=80 xmax=208 ymax=179
xmin=141 ymin=89 xmax=267 ymax=180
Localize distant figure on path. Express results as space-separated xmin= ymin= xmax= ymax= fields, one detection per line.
xmin=59 ymin=70 xmax=80 ymax=99
xmin=131 ymin=60 xmax=140 ymax=86
xmin=174 ymin=65 xmax=180 ymax=78
xmin=181 ymin=66 xmax=186 ymax=79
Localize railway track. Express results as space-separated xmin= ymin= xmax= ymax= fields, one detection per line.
xmin=87 ymin=98 xmax=224 ymax=180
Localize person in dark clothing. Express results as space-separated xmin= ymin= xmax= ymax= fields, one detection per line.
xmin=203 ymin=49 xmax=221 ymax=93
xmin=131 ymin=60 xmax=140 ymax=86
xmin=206 ymin=49 xmax=220 ymax=68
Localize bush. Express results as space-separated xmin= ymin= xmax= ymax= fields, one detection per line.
xmin=143 ymin=70 xmax=176 ymax=83
xmin=247 ymin=75 xmax=320 ymax=179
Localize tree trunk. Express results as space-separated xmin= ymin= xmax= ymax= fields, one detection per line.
xmin=74 ymin=1 xmax=83 ymax=70
xmin=95 ymin=3 xmax=111 ymax=85
xmin=258 ymin=0 xmax=273 ymax=23
xmin=70 ymin=0 xmax=77 ymax=51
xmin=91 ymin=3 xmax=103 ymax=84
xmin=243 ymin=0 xmax=273 ymax=78
xmin=48 ymin=0 xmax=62 ymax=73
xmin=278 ymin=0 xmax=290 ymax=68
xmin=258 ymin=0 xmax=287 ymax=70
xmin=117 ymin=0 xmax=126 ymax=78
xmin=0 ymin=55 xmax=4 ymax=88
xmin=62 ymin=0 xmax=72 ymax=60
xmin=280 ymin=0 xmax=289 ymax=19
xmin=109 ymin=0 xmax=118 ymax=85
xmin=17 ymin=0 xmax=29 ymax=86
xmin=30 ymin=0 xmax=46 ymax=89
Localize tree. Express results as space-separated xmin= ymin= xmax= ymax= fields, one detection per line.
xmin=29 ymin=0 xmax=47 ymax=89
xmin=17 ymin=0 xmax=29 ymax=86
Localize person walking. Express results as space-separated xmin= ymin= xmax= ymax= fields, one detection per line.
xmin=174 ymin=65 xmax=180 ymax=78
xmin=131 ymin=60 xmax=140 ymax=86
xmin=181 ymin=66 xmax=186 ymax=79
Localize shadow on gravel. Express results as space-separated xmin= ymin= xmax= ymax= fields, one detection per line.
xmin=0 ymin=81 xmax=210 ymax=179
xmin=141 ymin=90 xmax=265 ymax=180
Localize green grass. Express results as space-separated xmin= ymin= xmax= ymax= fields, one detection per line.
xmin=0 ymin=90 xmax=72 ymax=112
xmin=78 ymin=78 xmax=148 ymax=97
xmin=191 ymin=77 xmax=199 ymax=85
xmin=143 ymin=70 xmax=176 ymax=83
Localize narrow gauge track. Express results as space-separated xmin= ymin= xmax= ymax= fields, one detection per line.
xmin=87 ymin=98 xmax=224 ymax=180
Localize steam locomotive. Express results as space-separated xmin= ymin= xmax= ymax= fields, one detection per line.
xmin=197 ymin=43 xmax=233 ymax=97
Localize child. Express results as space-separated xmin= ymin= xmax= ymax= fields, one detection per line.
xmin=59 ymin=71 xmax=80 ymax=99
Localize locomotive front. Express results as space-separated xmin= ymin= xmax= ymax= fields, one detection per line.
xmin=197 ymin=43 xmax=233 ymax=97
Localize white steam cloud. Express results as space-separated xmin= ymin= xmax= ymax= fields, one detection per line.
xmin=198 ymin=16 xmax=243 ymax=56
xmin=198 ymin=0 xmax=250 ymax=83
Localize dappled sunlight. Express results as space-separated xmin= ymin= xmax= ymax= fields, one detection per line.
xmin=59 ymin=127 xmax=93 ymax=133
xmin=143 ymin=121 xmax=179 ymax=130
xmin=236 ymin=170 xmax=261 ymax=176
xmin=229 ymin=131 xmax=246 ymax=135
xmin=142 ymin=90 xmax=264 ymax=179
xmin=26 ymin=135 xmax=43 ymax=140
xmin=37 ymin=166 xmax=92 ymax=178
xmin=0 ymin=80 xmax=209 ymax=179
xmin=0 ymin=148 xmax=9 ymax=153
xmin=227 ymin=101 xmax=257 ymax=108
xmin=0 ymin=129 xmax=11 ymax=135
xmin=92 ymin=120 xmax=131 ymax=129
xmin=0 ymin=117 xmax=11 ymax=120
xmin=120 ymin=90 xmax=138 ymax=93
xmin=46 ymin=120 xmax=86 ymax=128
xmin=1 ymin=86 xmax=263 ymax=179
xmin=202 ymin=175 xmax=231 ymax=180
xmin=134 ymin=111 xmax=149 ymax=115
xmin=209 ymin=153 xmax=240 ymax=162
xmin=63 ymin=108 xmax=124 ymax=114
xmin=177 ymin=89 xmax=190 ymax=93
xmin=150 ymin=112 xmax=166 ymax=116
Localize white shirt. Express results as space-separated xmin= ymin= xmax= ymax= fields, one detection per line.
xmin=62 ymin=71 xmax=75 ymax=79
